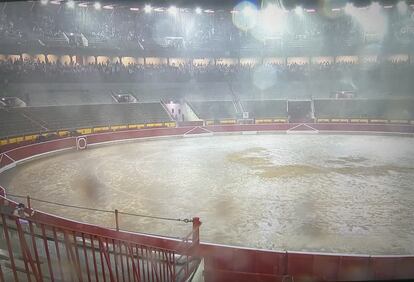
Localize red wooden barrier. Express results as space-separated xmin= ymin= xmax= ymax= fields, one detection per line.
xmin=1 ymin=124 xmax=414 ymax=281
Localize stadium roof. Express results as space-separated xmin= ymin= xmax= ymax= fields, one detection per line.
xmin=19 ymin=0 xmax=414 ymax=9
xmin=16 ymin=0 xmax=414 ymax=11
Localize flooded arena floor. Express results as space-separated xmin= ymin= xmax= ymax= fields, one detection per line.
xmin=1 ymin=134 xmax=414 ymax=255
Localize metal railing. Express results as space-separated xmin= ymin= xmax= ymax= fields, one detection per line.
xmin=0 ymin=193 xmax=201 ymax=282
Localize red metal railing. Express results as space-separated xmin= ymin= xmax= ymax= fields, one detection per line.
xmin=0 ymin=194 xmax=201 ymax=282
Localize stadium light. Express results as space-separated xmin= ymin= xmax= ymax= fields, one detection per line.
xmin=370 ymin=2 xmax=382 ymax=13
xmin=103 ymin=5 xmax=114 ymax=10
xmin=345 ymin=2 xmax=387 ymax=39
xmin=263 ymin=3 xmax=277 ymax=16
xmin=344 ymin=3 xmax=356 ymax=14
xmin=130 ymin=7 xmax=139 ymax=11
xmin=144 ymin=4 xmax=152 ymax=13
xmin=232 ymin=1 xmax=258 ymax=31
xmin=397 ymin=1 xmax=408 ymax=14
xmin=40 ymin=0 xmax=49 ymax=5
xmin=195 ymin=7 xmax=202 ymax=14
xmin=168 ymin=6 xmax=178 ymax=15
xmin=66 ymin=0 xmax=75 ymax=9
xmin=251 ymin=3 xmax=286 ymax=41
xmin=295 ymin=6 xmax=303 ymax=16
xmin=243 ymin=5 xmax=254 ymax=15
xmin=94 ymin=2 xmax=101 ymax=10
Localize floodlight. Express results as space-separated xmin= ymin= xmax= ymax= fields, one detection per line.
xmin=94 ymin=2 xmax=101 ymax=10
xmin=66 ymin=0 xmax=75 ymax=9
xmin=243 ymin=6 xmax=254 ymax=15
xmin=397 ymin=1 xmax=408 ymax=14
xmin=168 ymin=6 xmax=177 ymax=15
xmin=144 ymin=4 xmax=152 ymax=13
xmin=295 ymin=6 xmax=303 ymax=15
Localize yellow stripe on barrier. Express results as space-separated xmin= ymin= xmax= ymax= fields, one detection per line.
xmin=119 ymin=125 xmax=127 ymax=130
xmin=331 ymin=119 xmax=349 ymax=123
xmin=93 ymin=127 xmax=109 ymax=133
xmin=317 ymin=119 xmax=330 ymax=123
xmin=220 ymin=119 xmax=236 ymax=124
xmin=206 ymin=120 xmax=215 ymax=126
xmin=390 ymin=120 xmax=409 ymax=124
xmin=0 ymin=139 xmax=8 ymax=146
xmin=261 ymin=119 xmax=273 ymax=123
xmin=77 ymin=128 xmax=92 ymax=135
xmin=24 ymin=135 xmax=38 ymax=141
xmin=350 ymin=119 xmax=369 ymax=123
xmin=370 ymin=119 xmax=388 ymax=124
xmin=8 ymin=138 xmax=17 ymax=144
xmin=164 ymin=122 xmax=176 ymax=128
xmin=128 ymin=124 xmax=145 ymax=129
xmin=111 ymin=125 xmax=120 ymax=131
xmin=146 ymin=123 xmax=163 ymax=128
xmin=273 ymin=119 xmax=287 ymax=123
xmin=58 ymin=131 xmax=69 ymax=137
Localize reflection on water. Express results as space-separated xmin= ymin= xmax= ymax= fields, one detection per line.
xmin=1 ymin=134 xmax=414 ymax=254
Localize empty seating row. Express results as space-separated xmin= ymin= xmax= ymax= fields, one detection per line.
xmin=189 ymin=101 xmax=238 ymax=120
xmin=20 ymin=103 xmax=172 ymax=131
xmin=0 ymin=109 xmax=44 ymax=138
xmin=0 ymin=103 xmax=171 ymax=138
xmin=188 ymin=100 xmax=289 ymax=120
xmin=314 ymin=99 xmax=414 ymax=120
xmin=242 ymin=100 xmax=288 ymax=119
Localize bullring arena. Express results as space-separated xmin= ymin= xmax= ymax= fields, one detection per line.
xmin=1 ymin=129 xmax=414 ymax=255
xmin=1 ymin=0 xmax=414 ymax=280
xmin=1 ymin=121 xmax=414 ymax=281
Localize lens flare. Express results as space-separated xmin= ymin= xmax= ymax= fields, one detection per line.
xmin=251 ymin=4 xmax=286 ymax=42
xmin=345 ymin=2 xmax=388 ymax=40
xmin=232 ymin=1 xmax=259 ymax=31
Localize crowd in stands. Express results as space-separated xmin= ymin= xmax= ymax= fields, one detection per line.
xmin=0 ymin=58 xmax=413 ymax=84
xmin=1 ymin=2 xmax=413 ymax=50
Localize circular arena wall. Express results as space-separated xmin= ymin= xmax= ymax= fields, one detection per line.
xmin=1 ymin=123 xmax=414 ymax=281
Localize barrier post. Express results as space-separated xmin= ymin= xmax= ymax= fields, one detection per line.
xmin=115 ymin=209 xmax=119 ymax=231
xmin=192 ymin=217 xmax=201 ymax=246
xmin=27 ymin=195 xmax=31 ymax=209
